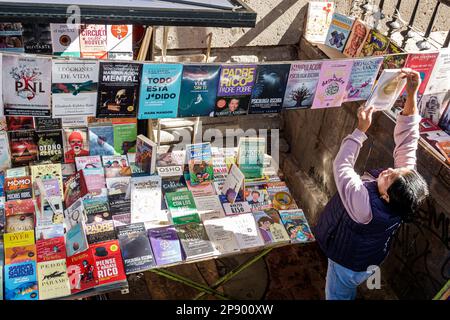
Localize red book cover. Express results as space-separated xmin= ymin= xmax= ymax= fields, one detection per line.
xmin=404 ymin=52 xmax=439 ymax=95
xmin=63 ymin=171 xmax=88 ymax=208
xmin=4 ymin=175 xmax=33 ymax=201
xmin=66 ymin=250 xmax=99 ymax=294
xmin=36 ymin=236 xmax=66 ymax=262
xmin=5 ymin=198 xmax=35 ymax=217
xmin=90 ymin=240 xmax=127 ymax=286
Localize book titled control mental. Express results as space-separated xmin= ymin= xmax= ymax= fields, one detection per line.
xmin=117 ymin=223 xmax=156 ymax=273
xmin=97 ymin=62 xmax=142 ymax=118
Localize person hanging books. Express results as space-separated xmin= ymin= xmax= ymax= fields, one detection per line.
xmin=314 ymin=68 xmax=429 ymax=300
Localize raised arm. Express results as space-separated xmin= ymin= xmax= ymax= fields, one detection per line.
xmin=393 ymin=69 xmax=422 ymax=169
xmin=333 ymin=107 xmax=374 ymax=225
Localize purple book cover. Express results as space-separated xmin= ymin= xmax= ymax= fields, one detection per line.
xmin=148 ymin=226 xmax=183 ymax=265
xmin=343 ymin=57 xmax=383 ymax=102
xmin=311 ymin=60 xmax=354 ymax=109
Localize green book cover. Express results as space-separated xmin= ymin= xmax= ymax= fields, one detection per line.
xmin=237 ymin=138 xmax=265 ymax=179
xmin=185 ymin=143 xmax=214 ymax=186
xmin=113 ymin=123 xmax=137 ymax=154
xmin=165 ymin=191 xmax=197 ymax=217
xmin=172 ymin=213 xmax=201 ymax=225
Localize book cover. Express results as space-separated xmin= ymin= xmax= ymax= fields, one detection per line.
xmin=311 ymin=59 xmax=353 ymax=109
xmin=424 ymin=48 xmax=450 ymax=95
xmin=36 ymin=130 xmax=64 ymax=163
xmin=102 ymin=155 xmax=129 ymax=168
xmin=90 ymin=240 xmax=127 ymax=286
xmin=112 ymin=213 xmax=132 ymax=227
xmin=249 ymin=64 xmax=291 ymax=114
xmin=36 ymin=237 xmax=66 ymax=262
xmin=83 ymin=193 xmax=111 ymax=223
xmin=2 ymin=54 xmax=51 ymax=117
xmin=37 ymin=259 xmax=71 ymax=300
xmin=203 ymin=217 xmax=240 ymax=255
xmin=79 ymin=24 xmax=107 ymax=59
xmin=419 ymin=92 xmax=449 ymax=125
xmin=403 ymin=52 xmax=439 ymax=95
xmin=252 ymin=209 xmax=290 ymax=244
xmin=244 ymin=187 xmax=272 ymax=212
xmin=147 ymin=226 xmax=183 ymax=266
xmin=360 ymin=30 xmax=389 ymax=57
xmin=4 ymin=230 xmax=35 ymax=249
xmin=130 ymin=175 xmax=165 ymax=224
xmin=325 ymin=13 xmax=354 ymax=51
xmin=138 ymin=63 xmax=183 ymax=119
xmin=35 ymin=224 xmax=65 ymax=241
xmin=279 ymin=209 xmax=315 ymax=243
xmin=5 ymin=244 xmax=36 ymax=264
xmin=106 ymin=176 xmax=131 ymax=194
xmin=85 ymin=220 xmax=116 ymax=244
xmin=30 ymin=163 xmax=63 ymax=198
xmin=6 ymin=166 xmax=30 ymax=178
xmin=65 ymin=222 xmax=89 ymax=257
xmin=113 ymin=120 xmax=137 ymax=154
xmin=75 ymin=155 xmax=102 ymax=171
xmin=0 ymin=131 xmax=11 ymax=171
xmin=237 ymin=137 xmax=265 ymax=179
xmin=282 ymin=61 xmax=322 ymax=109
xmin=135 ymin=134 xmax=157 ymax=174
xmin=5 ymin=212 xmax=34 ymax=233
xmin=386 ymin=40 xmax=403 ymax=54
xmin=0 ymin=22 xmax=24 ymax=53
xmin=439 ymin=104 xmax=450 ymax=135
xmin=186 ymin=180 xmax=216 ymax=197
xmin=108 ymin=192 xmax=131 ymax=214
xmin=52 ymin=59 xmax=99 ymax=118
xmin=178 ymin=65 xmax=221 ymax=117
xmin=4 ymin=176 xmax=32 ymax=201
xmin=221 ymin=164 xmax=244 ymax=203
xmin=88 ymin=124 xmax=116 ymax=156
xmin=63 ymin=128 xmax=89 ymax=163
xmin=156 ymin=146 xmax=185 ymax=178
xmin=63 ymin=171 xmax=88 ymax=208
xmin=4 ymin=261 xmax=39 ymax=300
xmin=380 ymin=53 xmax=408 ymax=73
xmin=303 ymin=1 xmax=335 ymax=43
xmin=97 ymin=62 xmax=142 ymax=118
xmin=165 ymin=191 xmax=197 ymax=219
xmin=117 ymin=223 xmax=156 ymax=273
xmin=161 ymin=176 xmax=188 ymax=194
xmin=9 ymin=130 xmax=38 ymax=166
xmin=228 ymin=213 xmax=265 ymax=250
xmin=222 ymin=200 xmax=252 ymax=216
xmin=66 ymin=250 xmax=99 ymax=294
xmin=107 ymin=25 xmax=133 ymax=60
xmin=194 ymin=195 xmax=225 ymax=221
xmin=343 ymin=57 xmax=383 ymax=102
xmin=50 ymin=23 xmax=81 ymax=57
xmin=34 ymin=117 xmax=62 ymax=131
xmin=22 ymin=23 xmax=52 ymax=54
xmin=6 ymin=116 xmax=34 ymax=131
xmin=214 ymin=64 xmax=256 ymax=116
xmin=176 ymin=222 xmax=214 ymax=260
xmin=436 ymin=141 xmax=450 ymax=163
xmin=365 ymin=69 xmax=407 ymax=110
xmin=186 ymin=142 xmax=214 ymax=186
xmin=343 ymin=19 xmax=370 ymax=57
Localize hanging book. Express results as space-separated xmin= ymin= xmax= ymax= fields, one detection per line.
xmin=0 ymin=23 xmax=24 ymax=53
xmin=249 ymin=64 xmax=291 ymax=114
xmin=282 ymin=61 xmax=322 ymax=109
xmin=2 ymin=54 xmax=51 ymax=117
xmin=403 ymin=52 xmax=439 ymax=96
xmin=97 ymin=62 xmax=142 ymax=118
xmin=22 ymin=23 xmax=52 ymax=54
xmin=79 ymin=24 xmax=107 ymax=59
xmin=311 ymin=59 xmax=353 ymax=109
xmin=178 ymin=65 xmax=221 ymax=117
xmin=88 ymin=124 xmax=116 ymax=156
xmin=343 ymin=57 xmax=383 ymax=102
xmin=52 ymin=59 xmax=99 ymax=118
xmin=9 ymin=130 xmax=38 ymax=166
xmin=215 ymin=64 xmax=256 ymax=117
xmin=424 ymin=48 xmax=450 ymax=95
xmin=50 ymin=23 xmax=81 ymax=57
xmin=106 ymin=25 xmax=133 ymax=60
xmin=343 ymin=19 xmax=370 ymax=57
xmin=324 ymin=13 xmax=354 ymax=52
xmin=138 ymin=63 xmax=183 ymax=119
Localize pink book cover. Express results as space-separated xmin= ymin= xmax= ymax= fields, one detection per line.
xmin=186 ymin=180 xmax=216 ymax=197
xmin=312 ymin=60 xmax=354 ymax=109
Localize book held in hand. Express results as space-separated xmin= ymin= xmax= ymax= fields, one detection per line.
xmin=365 ymin=69 xmax=407 ymax=110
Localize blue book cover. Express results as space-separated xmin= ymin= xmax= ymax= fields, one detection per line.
xmin=65 ymin=223 xmax=89 ymax=257
xmin=178 ymin=65 xmax=221 ymax=117
xmin=89 ymin=125 xmax=116 ymax=156
xmin=249 ymin=64 xmax=291 ymax=114
xmin=138 ymin=63 xmax=183 ymax=119
xmin=0 ymin=171 xmax=4 ymax=197
xmin=344 ymin=57 xmax=383 ymax=102
xmin=4 ymin=261 xmax=39 ymax=300
xmin=325 ymin=13 xmax=354 ymax=51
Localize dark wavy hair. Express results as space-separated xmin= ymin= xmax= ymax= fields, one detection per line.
xmin=387 ymin=169 xmax=429 ymax=222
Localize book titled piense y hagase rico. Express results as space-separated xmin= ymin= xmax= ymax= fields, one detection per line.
xmin=175 ymin=221 xmax=215 ymax=261
xmin=249 ymin=64 xmax=291 ymax=114
xmin=96 ymin=61 xmax=142 ymax=118
xmin=117 ymin=222 xmax=156 ymax=273
xmin=185 ymin=142 xmax=214 ymax=186
xmin=37 ymin=258 xmax=71 ymax=300
xmin=178 ymin=64 xmax=221 ymax=117
xmin=36 ymin=130 xmax=64 ymax=163
xmin=90 ymin=240 xmax=127 ymax=286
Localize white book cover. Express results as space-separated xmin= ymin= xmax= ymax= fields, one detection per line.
xmin=0 ymin=131 xmax=11 ymax=171
xmin=221 ymin=164 xmax=245 ymax=203
xmin=2 ymin=54 xmax=52 ymax=117
xmin=304 ymin=1 xmax=335 ymax=43
xmin=64 ymin=198 xmax=87 ymax=231
xmin=194 ymin=195 xmax=225 ymax=221
xmin=203 ymin=217 xmax=241 ymax=256
xmin=51 ymin=59 xmax=99 ymax=117
xmin=79 ymin=24 xmax=107 ymax=59
xmin=105 ymin=176 xmax=131 ymax=193
xmin=424 ymin=48 xmax=450 ymax=95
xmin=75 ymin=155 xmax=102 ymax=171
xmin=106 ymin=25 xmax=133 ymax=60
xmin=365 ymin=69 xmax=407 ymax=110
xmin=130 ymin=175 xmax=166 ymax=224
xmin=50 ymin=23 xmax=81 ymax=57
xmin=0 ymin=54 xmax=3 ymax=114
xmin=228 ymin=213 xmax=265 ymax=250
xmin=61 ymin=116 xmax=88 ymax=128
xmin=222 ymin=201 xmax=252 ymax=216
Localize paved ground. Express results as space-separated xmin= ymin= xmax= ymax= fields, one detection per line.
xmin=106 ymin=242 xmax=398 ymax=300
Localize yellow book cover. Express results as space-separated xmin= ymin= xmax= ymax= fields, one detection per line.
xmin=30 ymin=163 xmax=63 ymax=197
xmin=37 ymin=259 xmax=71 ymax=300
xmin=4 ymin=230 xmax=35 ymax=249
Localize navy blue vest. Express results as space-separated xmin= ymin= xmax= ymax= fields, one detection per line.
xmin=313 ymin=170 xmax=402 ymax=272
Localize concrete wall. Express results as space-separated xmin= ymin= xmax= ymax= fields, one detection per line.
xmin=280 ymin=39 xmax=449 ymax=300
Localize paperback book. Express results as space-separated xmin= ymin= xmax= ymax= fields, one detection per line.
xmin=30 ymin=163 xmax=63 ymax=196
xmin=36 ymin=237 xmax=66 ymax=262
xmin=360 ymin=30 xmax=389 ymax=57
xmin=63 ymin=128 xmax=90 ymax=163
xmin=65 ymin=222 xmax=89 ymax=257
xmin=37 ymin=259 xmax=71 ymax=300
xmin=279 ymin=209 xmax=315 ymax=243
xmin=343 ymin=19 xmax=370 ymax=57
xmin=185 ymin=142 xmax=214 ymax=186
xmin=253 ymin=209 xmax=290 ymax=244
xmin=90 ymin=240 xmax=127 ymax=286
xmin=4 ymin=176 xmax=32 ymax=201
xmin=106 ymin=176 xmax=131 ymax=194
xmin=203 ymin=217 xmax=240 ymax=255
xmin=63 ymin=171 xmax=88 ymax=208
xmin=303 ymin=1 xmax=335 ymax=43
xmin=4 ymin=261 xmax=39 ymax=300
xmin=3 ymin=230 xmax=35 ymax=249
xmin=194 ymin=195 xmax=225 ymax=221
xmin=147 ymin=226 xmax=183 ymax=266
xmin=79 ymin=24 xmax=107 ymax=59
xmin=85 ymin=220 xmax=116 ymax=244
xmin=83 ymin=193 xmax=111 ymax=223
xmin=245 ymin=187 xmax=272 ymax=212
xmin=36 ymin=130 xmax=64 ymax=163
xmin=165 ymin=191 xmax=197 ymax=221
xmin=403 ymin=52 xmax=439 ymax=95
xmin=343 ymin=57 xmax=383 ymax=102
xmin=75 ymin=155 xmax=102 ymax=171
xmin=22 ymin=23 xmax=52 ymax=54
xmin=365 ymin=69 xmax=407 ymax=110
xmin=227 ymin=213 xmax=265 ymax=250
xmin=9 ymin=130 xmax=38 ymax=166
xmin=130 ymin=175 xmax=166 ymax=224
xmin=50 ymin=23 xmax=81 ymax=57
xmin=5 ymin=244 xmax=36 ymax=265
xmin=0 ymin=131 xmax=12 ymax=171
xmin=113 ymin=119 xmax=137 ymax=154
xmin=186 ymin=180 xmax=216 ymax=197
xmin=221 ymin=164 xmax=244 ymax=203
xmin=138 ymin=63 xmax=183 ymax=119
xmin=424 ymin=48 xmax=450 ymax=95
xmin=106 ymin=25 xmax=133 ymax=60
xmin=64 ymin=198 xmax=86 ymax=231
xmin=161 ymin=176 xmax=189 ymax=194
xmin=135 ymin=134 xmax=157 ymax=174
xmin=324 ymin=13 xmax=354 ymax=51
xmin=222 ymin=200 xmax=252 ymax=216
xmin=237 ymin=137 xmax=265 ymax=179
xmin=175 ymin=222 xmax=215 ymax=260
xmin=66 ymin=250 xmax=99 ymax=294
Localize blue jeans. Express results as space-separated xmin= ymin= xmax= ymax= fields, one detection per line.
xmin=325 ymin=259 xmax=373 ymax=300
